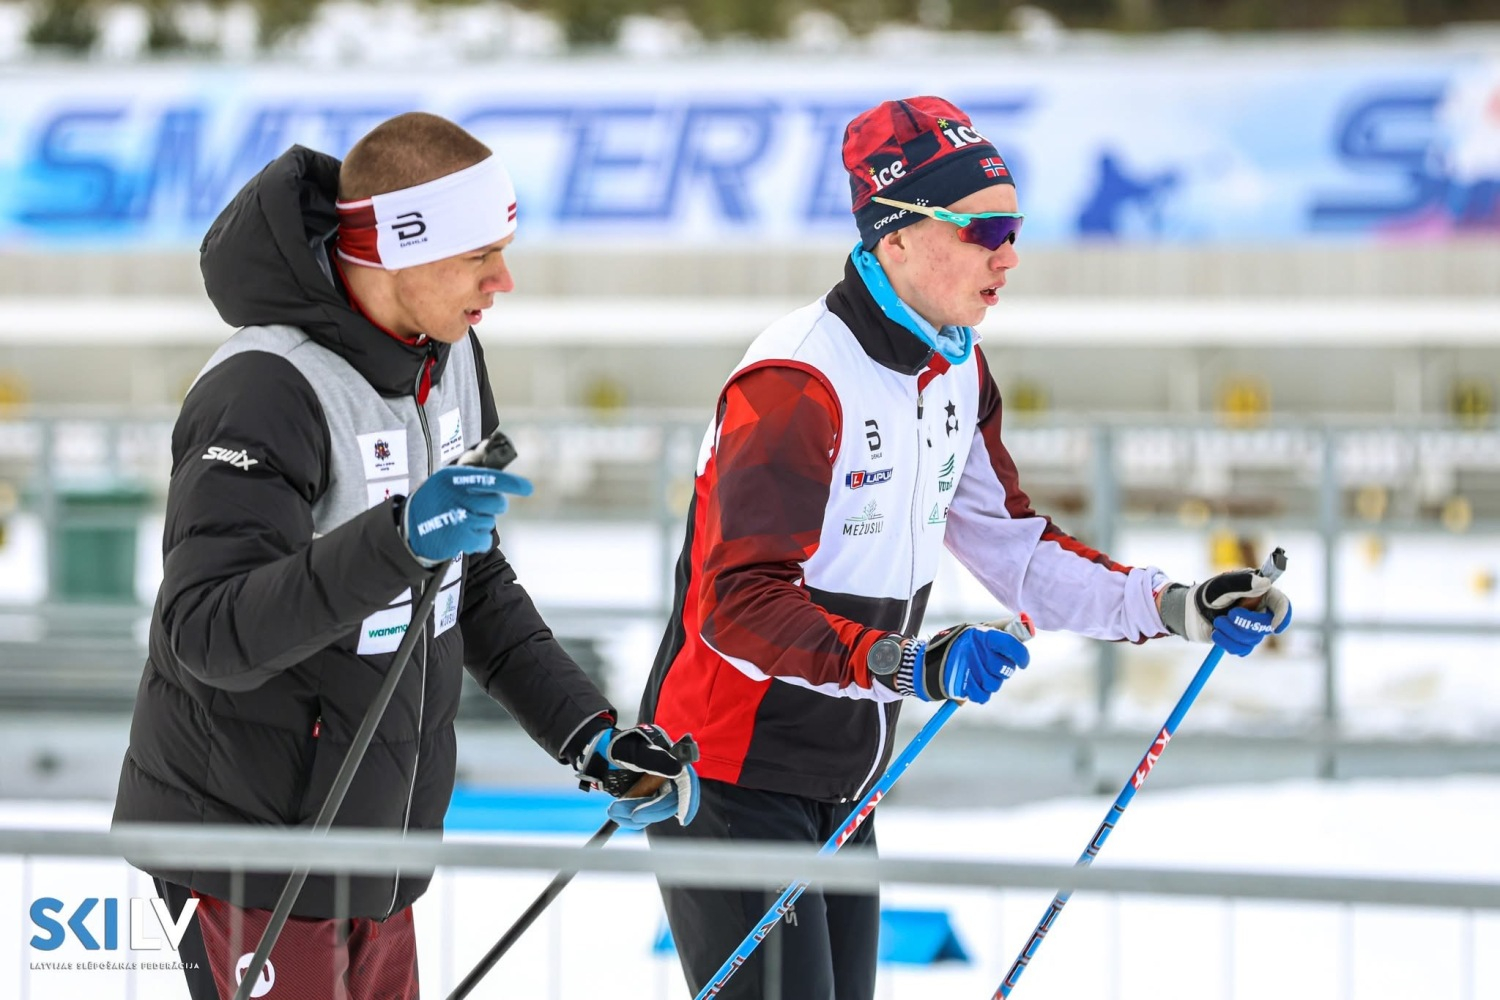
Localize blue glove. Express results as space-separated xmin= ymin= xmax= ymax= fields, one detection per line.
xmin=895 ymin=621 xmax=1031 ymax=704
xmin=400 ymin=466 xmax=532 ymax=565
xmin=1158 ymin=568 xmax=1293 ymax=657
xmin=575 ymin=724 xmax=700 ymax=830
xmin=1212 ymin=603 xmax=1294 ymax=656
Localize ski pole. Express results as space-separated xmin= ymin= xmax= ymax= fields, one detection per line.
xmin=233 ymin=429 xmax=519 ymax=1000
xmin=446 ymin=735 xmax=699 ymax=1000
xmin=696 ymin=614 xmax=1036 ymax=1000
xmin=991 ymin=547 xmax=1287 ymax=999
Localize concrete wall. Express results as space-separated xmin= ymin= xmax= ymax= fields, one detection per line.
xmin=6 ymin=242 xmax=1500 ymax=299
xmin=2 ymin=244 xmax=1496 ymax=413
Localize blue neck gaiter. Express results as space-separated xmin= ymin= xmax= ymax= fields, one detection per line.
xmin=849 ymin=244 xmax=973 ymax=365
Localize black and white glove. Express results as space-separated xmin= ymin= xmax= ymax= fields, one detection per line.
xmin=1158 ymin=567 xmax=1292 ymax=656
xmin=575 ymin=724 xmax=700 ymax=830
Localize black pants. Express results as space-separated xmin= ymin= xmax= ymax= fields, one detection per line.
xmin=647 ymin=779 xmax=879 ymax=1000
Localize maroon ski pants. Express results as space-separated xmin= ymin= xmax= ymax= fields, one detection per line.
xmin=156 ymin=878 xmax=420 ymax=1000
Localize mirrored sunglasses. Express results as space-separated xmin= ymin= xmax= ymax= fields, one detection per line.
xmin=872 ymin=196 xmax=1023 ymax=251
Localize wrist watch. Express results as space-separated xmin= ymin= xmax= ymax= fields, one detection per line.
xmin=866 ymin=635 xmax=905 ymax=676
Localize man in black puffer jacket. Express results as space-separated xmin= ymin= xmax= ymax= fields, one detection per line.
xmin=113 ymin=111 xmax=699 ymax=1000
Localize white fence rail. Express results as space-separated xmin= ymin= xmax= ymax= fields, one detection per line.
xmin=5 ymin=823 xmax=1500 ymax=1000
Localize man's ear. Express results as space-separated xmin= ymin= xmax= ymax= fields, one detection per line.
xmin=878 ymin=229 xmax=909 ymax=266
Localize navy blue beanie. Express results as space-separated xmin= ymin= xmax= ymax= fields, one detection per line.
xmin=843 ymin=96 xmax=1014 ymax=249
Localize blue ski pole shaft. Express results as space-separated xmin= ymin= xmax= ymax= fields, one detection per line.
xmin=992 ymin=646 xmax=1222 ymax=999
xmin=694 ymin=613 xmax=1036 ymax=1000
xmin=993 ymin=548 xmax=1286 ymax=999
xmin=694 ymin=698 xmax=959 ymax=1000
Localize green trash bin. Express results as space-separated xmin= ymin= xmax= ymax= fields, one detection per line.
xmin=50 ymin=482 xmax=153 ymax=603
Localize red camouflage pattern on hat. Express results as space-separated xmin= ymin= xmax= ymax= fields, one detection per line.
xmin=842 ymin=96 xmax=1008 ymax=212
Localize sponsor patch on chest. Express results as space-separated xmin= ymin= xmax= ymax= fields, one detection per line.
xmin=358 ymin=429 xmax=409 ymax=479
xmin=367 ymin=479 xmax=410 ymax=509
xmin=844 ymin=468 xmax=893 ymax=490
xmin=842 ymin=499 xmax=885 ymax=536
xmin=437 ymin=408 xmax=465 ymax=464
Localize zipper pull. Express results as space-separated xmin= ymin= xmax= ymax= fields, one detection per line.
xmin=312 ymin=717 xmax=322 ymax=739
xmin=917 ymin=392 xmax=924 ymax=419
xmin=415 ymin=353 xmax=435 ymax=406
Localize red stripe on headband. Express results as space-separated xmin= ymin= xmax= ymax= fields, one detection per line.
xmin=507 ymin=201 xmax=517 ymax=222
xmin=336 ymin=202 xmax=381 ymax=265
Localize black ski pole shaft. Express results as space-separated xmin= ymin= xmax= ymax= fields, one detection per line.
xmin=447 ymin=734 xmax=698 ymax=1000
xmin=445 ymin=815 xmax=623 ymax=1000
xmin=233 ymin=567 xmax=444 ymax=1000
xmin=233 ymin=429 xmax=518 ymax=1000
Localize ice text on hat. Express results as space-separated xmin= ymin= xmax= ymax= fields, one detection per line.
xmin=937 ymin=119 xmax=988 ymax=148
xmin=870 ymin=160 xmax=907 ymax=191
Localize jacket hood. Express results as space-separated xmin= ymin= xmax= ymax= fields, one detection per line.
xmin=199 ymin=145 xmax=450 ymax=396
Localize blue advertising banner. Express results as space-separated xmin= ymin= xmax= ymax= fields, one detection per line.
xmin=0 ymin=49 xmax=1493 ymax=249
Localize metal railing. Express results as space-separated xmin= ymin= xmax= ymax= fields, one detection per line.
xmin=1 ymin=408 xmax=1497 ymax=738
xmin=5 ymin=823 xmax=1499 ymax=1000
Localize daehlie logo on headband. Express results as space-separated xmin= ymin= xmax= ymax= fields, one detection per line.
xmin=335 ymin=156 xmax=516 ymax=270
xmin=392 ymin=212 xmax=427 ymax=245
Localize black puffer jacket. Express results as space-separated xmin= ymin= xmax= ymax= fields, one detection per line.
xmin=112 ymin=146 xmax=613 ymax=918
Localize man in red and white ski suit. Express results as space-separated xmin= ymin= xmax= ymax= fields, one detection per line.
xmin=639 ymin=95 xmax=1291 ymax=1000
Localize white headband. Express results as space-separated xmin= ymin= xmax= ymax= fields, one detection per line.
xmin=336 ymin=155 xmax=517 ymax=269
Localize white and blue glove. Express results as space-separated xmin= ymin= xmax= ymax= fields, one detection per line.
xmin=575 ymin=724 xmax=700 ymax=830
xmin=399 ymin=466 xmax=533 ymax=566
xmin=892 ymin=620 xmax=1032 ymax=704
xmin=1158 ymin=567 xmax=1293 ymax=656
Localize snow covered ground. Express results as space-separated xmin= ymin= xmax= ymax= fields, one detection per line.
xmin=4 ymin=776 xmax=1499 ymax=1000
xmin=1 ymin=498 xmax=1497 ymax=998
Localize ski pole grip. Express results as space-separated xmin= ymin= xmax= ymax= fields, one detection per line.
xmin=457 ymin=428 xmax=518 ymax=470
xmin=1002 ymin=611 xmax=1036 ymax=643
xmin=1260 ymin=547 xmax=1288 ymax=583
xmin=1241 ymin=547 xmax=1288 ymax=611
xmin=620 ymin=734 xmax=699 ymax=799
xmin=622 ymin=775 xmax=667 ymax=799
